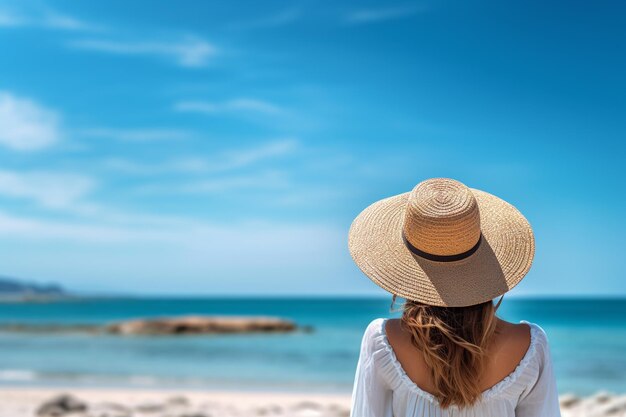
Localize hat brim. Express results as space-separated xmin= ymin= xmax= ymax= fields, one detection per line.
xmin=348 ymin=189 xmax=535 ymax=307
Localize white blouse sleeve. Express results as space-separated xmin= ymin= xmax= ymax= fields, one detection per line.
xmin=350 ymin=319 xmax=394 ymax=417
xmin=515 ymin=326 xmax=561 ymax=417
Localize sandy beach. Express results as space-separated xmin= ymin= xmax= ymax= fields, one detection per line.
xmin=0 ymin=387 xmax=351 ymax=417
xmin=1 ymin=387 xmax=625 ymax=417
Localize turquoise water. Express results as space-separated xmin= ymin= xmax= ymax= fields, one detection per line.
xmin=0 ymin=297 xmax=624 ymax=395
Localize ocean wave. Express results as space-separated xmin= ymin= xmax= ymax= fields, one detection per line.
xmin=0 ymin=369 xmax=38 ymax=382
xmin=0 ymin=369 xmax=160 ymax=385
xmin=0 ymin=368 xmax=351 ymax=393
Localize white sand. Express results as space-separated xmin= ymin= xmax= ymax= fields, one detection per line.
xmin=0 ymin=387 xmax=352 ymax=417
xmin=1 ymin=386 xmax=625 ymax=417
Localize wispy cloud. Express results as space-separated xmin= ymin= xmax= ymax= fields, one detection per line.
xmin=42 ymin=12 xmax=96 ymax=31
xmin=175 ymin=98 xmax=283 ymax=116
xmin=230 ymin=8 xmax=301 ymax=30
xmin=139 ymin=171 xmax=289 ymax=195
xmin=180 ymin=172 xmax=288 ymax=193
xmin=0 ymin=92 xmax=61 ymax=151
xmin=0 ymin=209 xmax=205 ymax=243
xmin=103 ymin=139 xmax=298 ymax=175
xmin=0 ymin=10 xmax=21 ymax=27
xmin=0 ymin=169 xmax=202 ymax=226
xmin=0 ymin=211 xmax=143 ymax=243
xmin=69 ymin=36 xmax=217 ymax=67
xmin=346 ymin=5 xmax=423 ymax=24
xmin=79 ymin=128 xmax=193 ymax=142
xmin=0 ymin=170 xmax=94 ymax=209
xmin=270 ymin=187 xmax=346 ymax=207
xmin=0 ymin=8 xmax=96 ymax=31
xmin=218 ymin=139 xmax=297 ymax=169
xmin=103 ymin=157 xmax=210 ymax=175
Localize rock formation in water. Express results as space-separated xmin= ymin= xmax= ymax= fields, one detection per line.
xmin=105 ymin=315 xmax=298 ymax=335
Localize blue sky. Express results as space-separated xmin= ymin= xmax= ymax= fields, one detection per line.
xmin=0 ymin=0 xmax=624 ymax=296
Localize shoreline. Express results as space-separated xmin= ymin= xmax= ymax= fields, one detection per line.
xmin=1 ymin=386 xmax=625 ymax=417
xmin=0 ymin=385 xmax=353 ymax=400
xmin=0 ymin=386 xmax=352 ymax=417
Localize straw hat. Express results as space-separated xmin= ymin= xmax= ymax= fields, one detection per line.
xmin=348 ymin=178 xmax=534 ymax=307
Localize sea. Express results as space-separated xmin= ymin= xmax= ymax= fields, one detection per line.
xmin=0 ymin=297 xmax=624 ymax=395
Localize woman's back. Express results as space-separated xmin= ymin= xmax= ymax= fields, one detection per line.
xmin=385 ymin=318 xmax=531 ymax=396
xmin=350 ymin=318 xmax=561 ymax=417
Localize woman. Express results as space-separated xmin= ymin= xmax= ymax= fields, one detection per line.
xmin=348 ymin=178 xmax=560 ymax=416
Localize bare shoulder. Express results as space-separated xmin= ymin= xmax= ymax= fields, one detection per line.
xmin=488 ymin=319 xmax=532 ymax=375
xmin=383 ymin=319 xmax=416 ymax=360
xmin=384 ymin=318 xmax=410 ymax=344
xmin=494 ymin=319 xmax=532 ymax=347
xmin=384 ymin=318 xmax=436 ymax=392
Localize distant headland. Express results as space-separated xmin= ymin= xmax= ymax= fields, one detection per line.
xmin=0 ymin=276 xmax=68 ymax=302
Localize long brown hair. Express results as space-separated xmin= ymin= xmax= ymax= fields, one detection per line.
xmin=393 ymin=296 xmax=502 ymax=408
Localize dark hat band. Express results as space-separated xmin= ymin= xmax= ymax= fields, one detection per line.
xmin=402 ymin=233 xmax=482 ymax=262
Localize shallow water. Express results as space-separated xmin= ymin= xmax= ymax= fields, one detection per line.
xmin=0 ymin=297 xmax=624 ymax=395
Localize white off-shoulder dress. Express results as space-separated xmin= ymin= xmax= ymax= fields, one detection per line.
xmin=350 ymin=318 xmax=561 ymax=417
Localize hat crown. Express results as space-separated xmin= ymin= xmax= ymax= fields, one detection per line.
xmin=403 ymin=178 xmax=481 ymax=257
